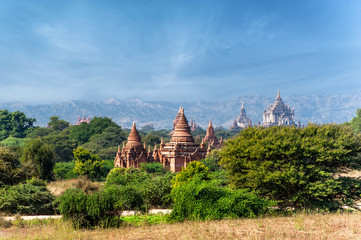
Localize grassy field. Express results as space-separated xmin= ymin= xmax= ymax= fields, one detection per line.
xmin=1 ymin=212 xmax=361 ymax=240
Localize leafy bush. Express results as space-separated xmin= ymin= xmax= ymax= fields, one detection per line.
xmin=54 ymin=161 xmax=78 ymax=180
xmin=220 ymin=124 xmax=361 ymax=210
xmin=105 ymin=167 xmax=174 ymax=209
xmin=0 ymin=147 xmax=23 ymax=187
xmin=140 ymin=162 xmax=167 ymax=175
xmin=201 ymin=149 xmax=222 ymax=172
xmin=137 ymin=172 xmax=174 ymax=209
xmin=105 ymin=167 xmax=149 ymax=186
xmin=0 ymin=178 xmax=55 ymax=215
xmin=57 ymin=185 xmax=144 ymax=229
xmin=169 ymin=179 xmax=274 ymax=222
xmin=171 ymin=161 xmax=210 ymax=188
xmin=73 ymin=147 xmax=108 ymax=181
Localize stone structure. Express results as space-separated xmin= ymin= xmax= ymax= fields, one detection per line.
xmin=76 ymin=115 xmax=91 ymax=125
xmin=263 ymin=90 xmax=295 ymax=127
xmin=115 ymin=108 xmax=207 ymax=172
xmin=189 ymin=118 xmax=201 ymax=131
xmin=231 ymin=100 xmax=252 ymax=129
xmin=114 ymin=122 xmax=148 ymax=168
xmin=203 ymin=120 xmax=223 ymax=147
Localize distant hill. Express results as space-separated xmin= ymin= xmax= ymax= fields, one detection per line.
xmin=0 ymin=92 xmax=360 ymax=129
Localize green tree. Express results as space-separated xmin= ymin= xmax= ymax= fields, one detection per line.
xmin=88 ymin=126 xmax=126 ymax=148
xmin=47 ymin=116 xmax=70 ymax=131
xmin=69 ymin=117 xmax=119 ymax=144
xmin=21 ymin=139 xmax=55 ymax=181
xmin=171 ymin=161 xmax=210 ymax=188
xmin=73 ymin=147 xmax=106 ymax=181
xmin=26 ymin=127 xmax=54 ymax=138
xmin=0 ymin=178 xmax=55 ymax=215
xmin=142 ymin=134 xmax=161 ymax=146
xmin=140 ymin=124 xmax=154 ymax=133
xmin=42 ymin=135 xmax=78 ymax=162
xmin=351 ymin=109 xmax=361 ymax=133
xmin=201 ymin=149 xmax=222 ymax=172
xmin=0 ymin=147 xmax=22 ymax=186
xmin=0 ymin=110 xmax=36 ymax=140
xmin=220 ymin=125 xmax=361 ymax=210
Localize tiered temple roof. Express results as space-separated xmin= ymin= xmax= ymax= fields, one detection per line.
xmin=115 ymin=108 xmax=207 ymax=172
xmin=230 ymin=100 xmax=252 ymax=130
xmin=114 ymin=122 xmax=148 ymax=168
xmin=263 ymin=90 xmax=295 ymax=127
xmin=203 ymin=120 xmax=222 ymax=147
xmin=76 ymin=115 xmax=91 ymax=125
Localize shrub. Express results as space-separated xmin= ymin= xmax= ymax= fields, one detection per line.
xmin=201 ymin=149 xmax=222 ymax=172
xmin=105 ymin=167 xmax=149 ymax=186
xmin=57 ymin=185 xmax=144 ymax=229
xmin=105 ymin=167 xmax=174 ymax=209
xmin=54 ymin=161 xmax=78 ymax=180
xmin=137 ymin=172 xmax=174 ymax=209
xmin=171 ymin=161 xmax=210 ymax=188
xmin=169 ymin=179 xmax=274 ymax=222
xmin=140 ymin=162 xmax=167 ymax=175
xmin=0 ymin=147 xmax=23 ymax=187
xmin=0 ymin=178 xmax=55 ymax=215
xmin=73 ymin=147 xmax=107 ymax=181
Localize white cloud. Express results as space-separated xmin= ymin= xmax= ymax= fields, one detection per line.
xmin=171 ymin=53 xmax=194 ymax=68
xmin=35 ymin=23 xmax=96 ymax=53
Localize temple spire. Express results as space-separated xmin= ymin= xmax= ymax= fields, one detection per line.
xmin=242 ymin=99 xmax=244 ymax=109
xmin=276 ymin=89 xmax=281 ymax=100
xmin=126 ymin=122 xmax=142 ymax=147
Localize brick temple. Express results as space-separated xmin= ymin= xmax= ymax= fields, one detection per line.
xmin=114 ymin=108 xmax=208 ymax=172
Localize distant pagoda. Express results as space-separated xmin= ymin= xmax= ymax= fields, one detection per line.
xmin=263 ymin=90 xmax=295 ymax=127
xmin=203 ymin=120 xmax=223 ymax=147
xmin=230 ymin=100 xmax=252 ymax=130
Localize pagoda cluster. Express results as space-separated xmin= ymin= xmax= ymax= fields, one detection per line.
xmin=114 ymin=107 xmax=221 ymax=172
xmin=230 ymin=90 xmax=299 ymax=130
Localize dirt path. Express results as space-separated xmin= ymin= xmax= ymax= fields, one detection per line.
xmin=2 ymin=209 xmax=172 ymax=221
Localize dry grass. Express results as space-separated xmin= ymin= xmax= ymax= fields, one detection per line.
xmin=1 ymin=212 xmax=361 ymax=240
xmin=47 ymin=177 xmax=103 ymax=196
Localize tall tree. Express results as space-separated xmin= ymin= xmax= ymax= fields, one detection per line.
xmin=220 ymin=124 xmax=361 ymax=210
xmin=0 ymin=110 xmax=35 ymax=140
xmin=21 ymin=139 xmax=55 ymax=181
xmin=351 ymin=109 xmax=361 ymax=133
xmin=69 ymin=117 xmax=119 ymax=144
xmin=47 ymin=116 xmax=70 ymax=131
xmin=73 ymin=147 xmax=106 ymax=181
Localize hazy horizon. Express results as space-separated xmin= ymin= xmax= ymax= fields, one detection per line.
xmin=0 ymin=0 xmax=360 ymax=104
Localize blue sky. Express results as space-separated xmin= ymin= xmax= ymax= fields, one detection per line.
xmin=0 ymin=0 xmax=360 ymax=103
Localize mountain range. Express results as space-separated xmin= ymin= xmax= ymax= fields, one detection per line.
xmin=1 ymin=92 xmax=360 ymax=129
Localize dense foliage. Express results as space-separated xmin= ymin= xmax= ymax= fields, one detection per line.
xmin=21 ymin=139 xmax=55 ymax=181
xmin=0 ymin=110 xmax=35 ymax=140
xmin=220 ymin=124 xmax=361 ymax=210
xmin=73 ymin=147 xmax=108 ymax=181
xmin=0 ymin=178 xmax=55 ymax=215
xmin=105 ymin=166 xmax=174 ymax=209
xmin=0 ymin=147 xmax=23 ymax=187
xmin=169 ymin=179 xmax=274 ymax=222
xmin=351 ymin=109 xmax=361 ymax=133
xmin=56 ymin=186 xmax=144 ymax=229
xmin=54 ymin=161 xmax=78 ymax=179
xmin=169 ymin=162 xmax=273 ymax=222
